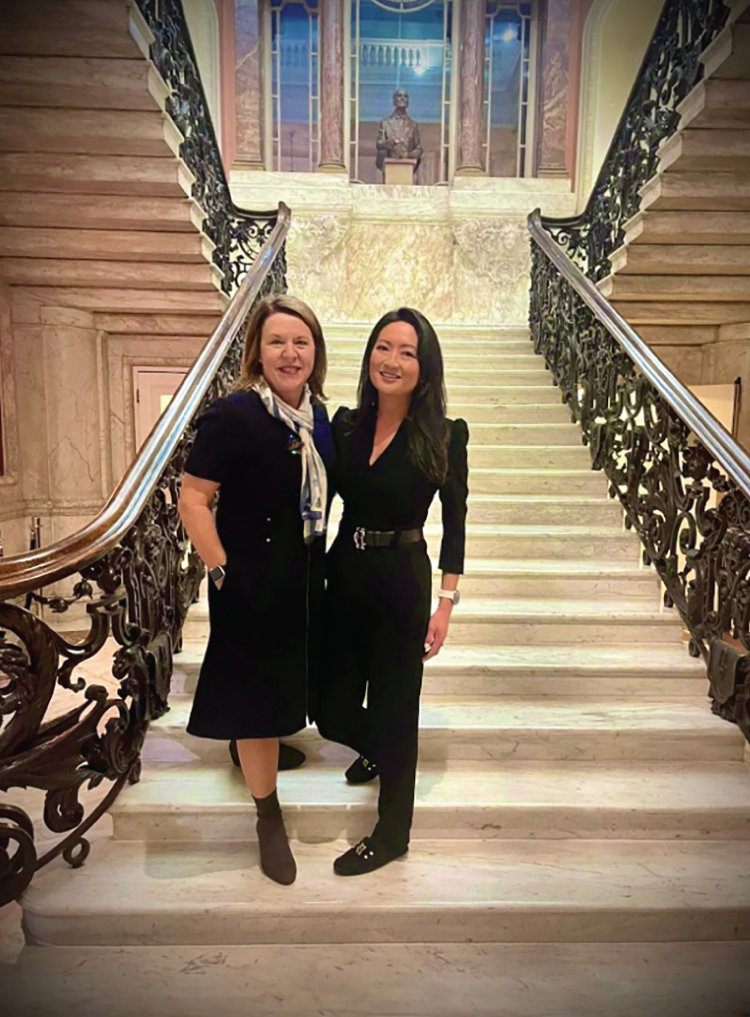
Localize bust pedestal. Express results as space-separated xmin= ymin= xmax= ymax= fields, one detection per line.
xmin=383 ymin=158 xmax=417 ymax=185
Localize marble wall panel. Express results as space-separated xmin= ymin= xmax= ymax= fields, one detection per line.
xmin=11 ymin=293 xmax=48 ymax=507
xmin=539 ymin=0 xmax=572 ymax=174
xmin=702 ymin=338 xmax=750 ymax=449
xmin=451 ymin=219 xmax=531 ymax=326
xmin=234 ymin=0 xmax=263 ymax=165
xmin=342 ymin=222 xmax=455 ymax=323
xmin=41 ymin=305 xmax=105 ymax=508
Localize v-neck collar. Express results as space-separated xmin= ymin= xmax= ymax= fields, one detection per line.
xmin=368 ymin=416 xmax=407 ymax=468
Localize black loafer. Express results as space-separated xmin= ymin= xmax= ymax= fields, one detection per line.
xmin=344 ymin=755 xmax=379 ymax=785
xmin=229 ymin=740 xmax=307 ymax=771
xmin=333 ymin=836 xmax=407 ymax=876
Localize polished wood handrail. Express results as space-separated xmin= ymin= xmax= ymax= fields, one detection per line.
xmin=0 ymin=203 xmax=291 ymax=600
xmin=528 ymin=208 xmax=750 ymax=500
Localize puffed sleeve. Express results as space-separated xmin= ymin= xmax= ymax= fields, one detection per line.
xmin=184 ymin=397 xmax=243 ymax=484
xmin=438 ymin=418 xmax=469 ymax=574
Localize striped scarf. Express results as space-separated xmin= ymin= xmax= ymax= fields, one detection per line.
xmin=252 ymin=379 xmax=327 ymax=544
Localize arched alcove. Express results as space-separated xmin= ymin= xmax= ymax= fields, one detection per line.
xmin=575 ymin=0 xmax=663 ymax=208
xmin=183 ymin=0 xmax=222 ymax=148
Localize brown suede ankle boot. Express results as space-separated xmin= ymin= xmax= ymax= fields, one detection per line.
xmin=253 ymin=789 xmax=297 ymax=885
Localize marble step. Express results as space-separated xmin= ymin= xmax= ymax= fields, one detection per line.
xmin=173 ymin=642 xmax=706 ymax=699
xmin=7 ymin=942 xmax=750 ymax=1017
xmin=0 ymin=107 xmax=181 ymax=157
xmin=634 ymin=324 xmax=719 ymax=346
xmin=0 ymin=192 xmax=205 ymax=232
xmin=328 ymin=493 xmax=623 ymax=527
xmin=450 ymin=558 xmax=659 ymax=599
xmin=326 ymin=381 xmax=563 ymax=405
xmin=10 ymin=286 xmax=228 ymax=315
xmin=21 ymin=838 xmax=750 ymax=947
xmin=109 ymin=760 xmax=750 ymax=844
xmin=660 ymin=127 xmax=750 ymax=174
xmin=612 ymin=298 xmax=750 ymax=326
xmin=435 ymin=524 xmax=639 ymax=561
xmin=678 ymin=77 xmax=750 ymax=130
xmin=469 ymin=467 xmax=605 ymax=495
xmin=405 ymin=402 xmax=573 ymax=424
xmin=186 ymin=597 xmax=678 ymax=646
xmin=0 ymin=152 xmax=194 ymax=198
xmin=428 ymin=600 xmax=682 ymax=646
xmin=610 ymin=243 xmax=750 ymax=276
xmin=468 ymin=445 xmax=593 ymax=469
xmin=0 ymin=227 xmax=215 ymax=263
xmin=328 ymin=352 xmax=542 ymax=372
xmin=0 ymin=257 xmax=222 ymax=291
xmin=600 ymin=274 xmax=750 ymax=302
xmin=2 ymin=0 xmax=142 ymax=60
xmin=702 ymin=19 xmax=750 ymax=79
xmin=95 ymin=311 xmax=223 ymax=335
xmin=154 ymin=695 xmax=742 ymax=764
xmin=323 ymin=323 xmax=531 ymax=345
xmin=326 ymin=366 xmax=551 ymax=387
xmin=0 ymin=56 xmax=166 ymax=110
xmin=640 ymin=170 xmax=750 ymax=212
xmin=624 ymin=208 xmax=750 ymax=245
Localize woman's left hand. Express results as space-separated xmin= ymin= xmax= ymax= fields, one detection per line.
xmin=423 ymin=603 xmax=452 ymax=661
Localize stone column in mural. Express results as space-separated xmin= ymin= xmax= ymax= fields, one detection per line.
xmin=235 ymin=0 xmax=264 ymax=168
xmin=537 ymin=0 xmax=571 ymax=176
xmin=455 ymin=0 xmax=486 ymax=176
xmin=318 ymin=0 xmax=346 ymax=172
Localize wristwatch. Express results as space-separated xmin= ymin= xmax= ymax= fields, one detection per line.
xmin=437 ymin=588 xmax=460 ymax=606
xmin=208 ymin=564 xmax=226 ymax=586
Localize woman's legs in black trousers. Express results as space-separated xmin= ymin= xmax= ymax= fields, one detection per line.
xmin=317 ymin=547 xmax=430 ymax=858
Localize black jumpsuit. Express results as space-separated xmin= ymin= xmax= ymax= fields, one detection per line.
xmin=317 ymin=409 xmax=469 ymax=853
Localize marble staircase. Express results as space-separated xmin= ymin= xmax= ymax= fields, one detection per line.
xmin=600 ymin=0 xmax=750 ymax=384
xmin=7 ymin=324 xmax=750 ymax=1016
xmin=0 ymin=0 xmax=226 ymax=334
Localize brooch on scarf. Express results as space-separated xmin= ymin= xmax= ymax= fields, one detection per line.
xmin=287 ymin=433 xmax=303 ymax=455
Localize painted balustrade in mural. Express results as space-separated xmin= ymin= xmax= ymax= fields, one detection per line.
xmin=542 ymin=0 xmax=731 ymax=281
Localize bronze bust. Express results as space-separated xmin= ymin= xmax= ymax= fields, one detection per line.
xmin=375 ymin=89 xmax=423 ymax=178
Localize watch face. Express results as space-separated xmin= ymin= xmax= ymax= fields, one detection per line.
xmin=452 ymin=589 xmax=461 ymax=606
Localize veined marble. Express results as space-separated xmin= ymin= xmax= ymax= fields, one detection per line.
xmin=229 ymin=174 xmax=577 ymax=324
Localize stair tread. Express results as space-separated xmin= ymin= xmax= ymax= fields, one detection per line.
xmin=188 ymin=597 xmax=671 ymax=623
xmin=160 ymin=695 xmax=732 ymax=735
xmin=22 ymin=838 xmax=750 ymax=921
xmin=115 ymin=759 xmax=750 ymax=813
xmin=8 ymin=941 xmax=750 ymax=1017
xmin=175 ymin=640 xmax=705 ymax=675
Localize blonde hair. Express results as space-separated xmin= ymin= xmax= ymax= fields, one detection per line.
xmin=237 ymin=294 xmax=327 ymax=401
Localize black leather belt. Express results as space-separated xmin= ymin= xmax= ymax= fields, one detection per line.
xmin=349 ymin=526 xmax=423 ymax=550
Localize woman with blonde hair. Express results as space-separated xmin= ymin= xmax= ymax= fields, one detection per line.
xmin=178 ymin=294 xmax=333 ymax=885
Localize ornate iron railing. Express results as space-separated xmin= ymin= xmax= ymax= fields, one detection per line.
xmin=528 ymin=211 xmax=750 ymax=742
xmin=542 ymin=0 xmax=730 ymax=281
xmin=135 ymin=0 xmax=276 ymax=293
xmin=0 ymin=200 xmax=289 ymax=909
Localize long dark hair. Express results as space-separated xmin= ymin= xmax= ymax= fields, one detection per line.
xmin=355 ymin=307 xmax=448 ymax=484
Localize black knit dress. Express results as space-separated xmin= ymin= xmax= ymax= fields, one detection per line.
xmin=184 ymin=390 xmax=334 ymax=740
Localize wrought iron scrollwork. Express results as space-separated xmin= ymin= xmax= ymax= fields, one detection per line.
xmin=0 ymin=262 xmax=288 ymax=906
xmin=529 ymin=242 xmax=750 ymax=740
xmin=542 ymin=0 xmax=730 ymax=280
xmin=135 ymin=0 xmax=277 ymax=293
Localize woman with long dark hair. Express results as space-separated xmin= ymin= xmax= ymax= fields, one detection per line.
xmin=316 ymin=307 xmax=468 ymax=876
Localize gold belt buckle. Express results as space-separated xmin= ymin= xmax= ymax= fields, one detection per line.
xmin=353 ymin=527 xmax=367 ymax=551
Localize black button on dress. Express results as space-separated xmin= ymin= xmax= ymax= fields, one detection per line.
xmin=184 ymin=390 xmax=333 ymax=740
